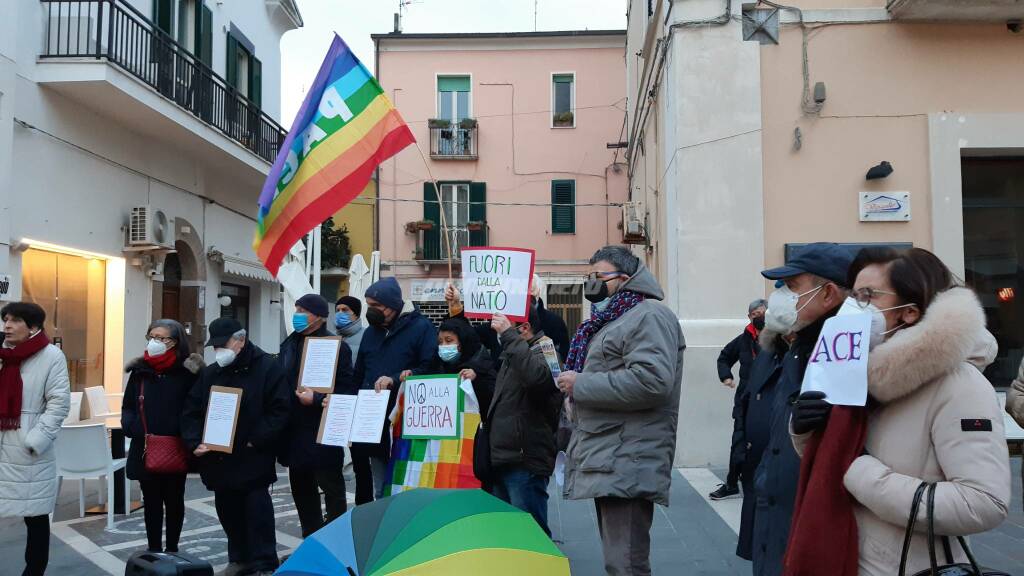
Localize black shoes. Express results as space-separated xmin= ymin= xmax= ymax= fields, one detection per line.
xmin=709 ymin=483 xmax=741 ymax=500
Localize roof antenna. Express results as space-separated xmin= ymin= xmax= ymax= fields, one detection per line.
xmin=534 ymin=0 xmax=538 ymax=31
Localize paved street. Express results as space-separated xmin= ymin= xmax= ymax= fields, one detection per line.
xmin=1 ymin=461 xmax=1020 ymax=575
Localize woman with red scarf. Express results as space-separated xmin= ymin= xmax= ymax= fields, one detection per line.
xmin=0 ymin=302 xmax=70 ymax=576
xmin=121 ymin=319 xmax=204 ymax=554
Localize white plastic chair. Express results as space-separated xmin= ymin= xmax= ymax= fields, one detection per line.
xmin=66 ymin=392 xmax=83 ymax=424
xmin=84 ymin=386 xmax=118 ymax=418
xmin=54 ymin=423 xmax=129 ymax=530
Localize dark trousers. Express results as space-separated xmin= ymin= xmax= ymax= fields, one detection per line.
xmin=726 ymin=418 xmax=746 ymax=488
xmin=350 ymin=446 xmax=387 ymax=505
xmin=213 ymin=486 xmax=278 ymax=571
xmin=140 ymin=475 xmax=187 ymax=552
xmin=22 ymin=515 xmax=49 ymax=576
xmin=288 ymin=466 xmax=347 ymax=537
xmin=492 ymin=467 xmax=551 ymax=537
xmin=595 ymin=497 xmax=654 ymax=576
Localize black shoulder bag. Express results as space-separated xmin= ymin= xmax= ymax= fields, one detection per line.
xmin=899 ymin=482 xmax=1010 ymax=576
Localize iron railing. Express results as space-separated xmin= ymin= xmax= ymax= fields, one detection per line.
xmin=429 ymin=125 xmax=478 ymax=159
xmin=40 ymin=0 xmax=286 ymax=163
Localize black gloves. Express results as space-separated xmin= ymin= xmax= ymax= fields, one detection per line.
xmin=792 ymin=391 xmax=832 ymax=435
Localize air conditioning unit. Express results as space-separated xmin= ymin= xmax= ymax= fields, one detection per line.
xmin=622 ymin=201 xmax=647 ymax=245
xmin=126 ymin=205 xmax=175 ymax=250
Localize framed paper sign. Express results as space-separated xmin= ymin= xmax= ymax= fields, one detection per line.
xmin=460 ymin=247 xmax=536 ymax=323
xmin=299 ymin=336 xmax=343 ymax=393
xmin=202 ymin=386 xmax=243 ymax=453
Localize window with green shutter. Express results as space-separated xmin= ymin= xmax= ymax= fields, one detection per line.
xmin=551 ymin=180 xmax=576 ymax=234
xmin=422 ymin=183 xmax=441 ymax=260
xmin=469 ymin=182 xmax=487 ymax=246
xmin=552 ymin=73 xmax=575 ymax=127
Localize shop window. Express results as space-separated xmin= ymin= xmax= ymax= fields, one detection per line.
xmin=962 ymin=156 xmax=1024 ymax=387
xmin=21 ymin=248 xmax=106 ymax=393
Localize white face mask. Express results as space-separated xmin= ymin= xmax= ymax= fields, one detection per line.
xmin=864 ymin=302 xmax=916 ymax=348
xmin=146 ymin=339 xmax=169 ymax=357
xmin=215 ymin=348 xmax=237 ymax=368
xmin=764 ymin=284 xmax=824 ymax=334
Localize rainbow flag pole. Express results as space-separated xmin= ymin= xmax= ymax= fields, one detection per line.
xmin=254 ymin=34 xmax=417 ymax=277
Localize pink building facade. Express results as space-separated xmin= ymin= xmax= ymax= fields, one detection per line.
xmin=372 ymin=30 xmax=628 ymax=327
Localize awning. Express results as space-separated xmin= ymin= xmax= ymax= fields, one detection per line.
xmin=223 ymin=256 xmax=276 ymax=283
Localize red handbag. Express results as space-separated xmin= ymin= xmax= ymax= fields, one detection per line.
xmin=139 ymin=381 xmax=189 ymax=475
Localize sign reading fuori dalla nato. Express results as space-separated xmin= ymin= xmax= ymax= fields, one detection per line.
xmin=461 ymin=247 xmax=535 ymax=323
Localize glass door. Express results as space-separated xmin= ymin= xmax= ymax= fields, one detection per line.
xmin=962 ymin=156 xmax=1024 ymax=387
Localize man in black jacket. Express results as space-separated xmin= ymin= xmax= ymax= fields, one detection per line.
xmin=278 ymin=294 xmax=354 ymax=537
xmin=710 ymin=298 xmax=767 ymax=501
xmin=487 ymin=308 xmax=562 ymax=537
xmin=181 ymin=318 xmax=291 ymax=576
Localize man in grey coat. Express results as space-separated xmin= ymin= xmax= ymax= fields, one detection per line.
xmin=558 ymin=246 xmax=685 ymax=576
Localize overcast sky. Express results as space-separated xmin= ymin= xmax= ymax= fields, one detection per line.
xmin=279 ymin=0 xmax=627 ymax=123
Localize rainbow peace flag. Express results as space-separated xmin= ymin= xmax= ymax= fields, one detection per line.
xmin=254 ymin=35 xmax=415 ymax=276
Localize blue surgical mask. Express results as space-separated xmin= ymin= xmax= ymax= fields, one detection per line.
xmin=591 ymin=298 xmax=611 ymax=314
xmin=438 ymin=344 xmax=460 ymax=363
xmin=292 ymin=312 xmax=310 ymax=333
xmin=335 ymin=311 xmax=354 ymax=330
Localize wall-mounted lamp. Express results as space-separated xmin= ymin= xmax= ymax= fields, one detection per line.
xmin=866 ymin=161 xmax=894 ymax=180
xmin=270 ymin=299 xmax=282 ymax=311
xmin=217 ymin=295 xmax=232 ymax=307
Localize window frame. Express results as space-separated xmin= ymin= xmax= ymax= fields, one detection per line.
xmin=551 ymin=179 xmax=577 ymax=234
xmin=550 ymin=71 xmax=576 ymax=129
xmin=435 ymin=73 xmax=473 ymax=122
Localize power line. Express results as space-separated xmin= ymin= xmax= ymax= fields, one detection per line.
xmin=349 ymin=196 xmax=623 ymax=208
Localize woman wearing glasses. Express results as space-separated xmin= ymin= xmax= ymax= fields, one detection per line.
xmin=121 ymin=320 xmax=204 ymax=554
xmin=788 ymin=247 xmax=1010 ymax=575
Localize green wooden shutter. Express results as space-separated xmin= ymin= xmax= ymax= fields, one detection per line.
xmin=469 ymin=182 xmax=487 ymax=246
xmin=226 ymin=34 xmax=238 ymax=89
xmin=437 ymin=76 xmax=471 ymax=92
xmin=199 ymin=3 xmax=212 ymax=66
xmin=251 ymin=56 xmax=263 ymax=107
xmin=153 ymin=0 xmax=173 ymax=35
xmin=423 ymin=183 xmax=441 ymax=260
xmin=551 ymin=180 xmax=576 ymax=234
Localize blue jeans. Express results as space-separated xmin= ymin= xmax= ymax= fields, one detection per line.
xmin=492 ymin=467 xmax=551 ymax=536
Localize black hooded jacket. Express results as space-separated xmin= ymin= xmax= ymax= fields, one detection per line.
xmin=411 ymin=318 xmax=497 ymax=422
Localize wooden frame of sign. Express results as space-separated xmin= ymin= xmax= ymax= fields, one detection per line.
xmin=298 ymin=336 xmax=343 ymax=393
xmin=202 ymin=386 xmax=243 ymax=454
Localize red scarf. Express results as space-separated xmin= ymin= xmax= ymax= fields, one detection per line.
xmin=0 ymin=332 xmax=51 ymax=430
xmin=783 ymin=406 xmax=868 ymax=576
xmin=143 ymin=350 xmax=177 ymax=373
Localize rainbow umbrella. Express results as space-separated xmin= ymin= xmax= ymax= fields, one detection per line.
xmin=275 ymin=488 xmax=570 ymax=576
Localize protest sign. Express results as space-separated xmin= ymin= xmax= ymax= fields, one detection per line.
xmin=202 ymin=386 xmax=243 ymax=453
xmin=402 ymin=375 xmax=462 ymax=440
xmin=801 ymin=311 xmax=872 ymax=406
xmin=461 ymin=247 xmax=535 ymax=322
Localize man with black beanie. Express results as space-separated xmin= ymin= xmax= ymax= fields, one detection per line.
xmin=277 ymin=294 xmax=354 ymax=537
xmin=335 ymin=295 xmax=365 ymax=365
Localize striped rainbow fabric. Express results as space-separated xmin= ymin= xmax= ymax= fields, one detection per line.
xmin=254 ymin=35 xmax=414 ymax=276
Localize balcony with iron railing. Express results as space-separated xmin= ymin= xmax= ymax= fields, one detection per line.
xmin=428 ymin=119 xmax=478 ymax=160
xmin=38 ymin=0 xmax=286 ymax=164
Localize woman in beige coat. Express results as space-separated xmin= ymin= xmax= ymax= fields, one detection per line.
xmin=796 ymin=247 xmax=1011 ymax=575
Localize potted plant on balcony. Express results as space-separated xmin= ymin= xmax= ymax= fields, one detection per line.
xmin=459 ymin=118 xmax=478 ymax=130
xmin=467 ymin=221 xmax=485 ymax=232
xmin=428 ymin=118 xmax=451 ymax=129
xmin=416 ymin=220 xmax=435 ymax=231
xmin=553 ymin=111 xmax=574 ymax=127
xmin=414 ymin=246 xmax=425 ymax=260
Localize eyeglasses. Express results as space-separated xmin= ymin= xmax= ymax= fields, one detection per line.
xmin=147 ymin=336 xmax=175 ymax=344
xmin=586 ymin=271 xmax=622 ymax=281
xmin=851 ymin=287 xmax=898 ymax=309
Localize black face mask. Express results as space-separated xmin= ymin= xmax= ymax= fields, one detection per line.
xmin=752 ymin=316 xmax=766 ymax=331
xmin=366 ymin=307 xmax=387 ymax=328
xmin=584 ymin=278 xmax=610 ymax=303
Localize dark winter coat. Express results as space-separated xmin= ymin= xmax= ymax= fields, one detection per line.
xmin=717 ymin=324 xmax=761 ymax=401
xmin=750 ymin=314 xmax=831 ymax=576
xmin=181 ymin=342 xmax=291 ymax=491
xmin=413 ymin=318 xmax=497 ymax=422
xmin=277 ymin=324 xmax=354 ymax=470
xmin=735 ymin=343 xmax=785 ymax=561
xmin=488 ymin=329 xmax=562 ymax=477
xmin=121 ymin=353 xmax=204 ymax=481
xmin=535 ymin=298 xmax=571 ymax=362
xmin=353 ymin=305 xmax=437 ymax=458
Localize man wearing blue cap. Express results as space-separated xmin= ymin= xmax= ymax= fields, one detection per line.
xmin=350 ymin=277 xmax=437 ymax=503
xmin=746 ymin=243 xmax=853 ymax=576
